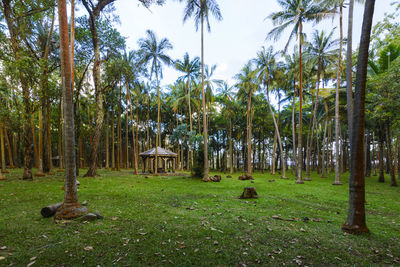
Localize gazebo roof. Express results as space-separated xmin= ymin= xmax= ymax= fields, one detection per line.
xmin=139 ymin=147 xmax=177 ymax=158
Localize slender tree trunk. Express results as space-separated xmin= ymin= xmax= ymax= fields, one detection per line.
xmin=321 ymin=102 xmax=329 ymax=178
xmin=117 ymin=82 xmax=121 ymax=171
xmin=365 ymin=132 xmax=371 ymax=177
xmin=126 ymin=113 xmax=129 ymax=169
xmin=55 ymin=0 xmax=87 ymax=219
xmin=58 ymin=97 xmax=64 ymax=170
xmin=105 ymin=113 xmax=109 ymax=170
xmin=342 ymin=0 xmax=375 ymax=234
xmin=386 ymin=122 xmax=397 ymax=186
xmin=111 ymin=109 xmax=115 ymax=170
xmin=247 ymin=91 xmax=252 ymax=175
xmin=229 ymin=119 xmax=233 ymax=174
xmin=4 ymin=127 xmax=14 ymax=168
xmin=127 ymin=84 xmax=138 ymax=174
xmin=36 ymin=107 xmax=45 ymax=176
xmin=334 ymin=4 xmax=344 ymax=185
xmin=347 ymin=0 xmax=355 ymax=149
xmin=378 ymin=128 xmax=384 ymax=182
xmin=155 ymin=68 xmax=161 ymax=174
xmin=200 ymin=14 xmax=209 ymax=181
xmin=32 ymin=117 xmax=39 ymax=169
xmin=297 ymin=22 xmax=304 ymax=184
xmin=292 ymin=85 xmax=297 ymax=175
xmin=0 ymin=123 xmax=6 ymax=176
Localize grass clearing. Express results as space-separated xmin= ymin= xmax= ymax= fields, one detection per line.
xmin=0 ymin=169 xmax=399 ymax=266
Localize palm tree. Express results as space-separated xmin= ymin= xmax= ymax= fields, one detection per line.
xmin=342 ymin=0 xmax=375 ymax=235
xmin=235 ymin=62 xmax=258 ymax=176
xmin=304 ymin=29 xmax=338 ymax=180
xmin=55 ymin=0 xmax=87 ymax=219
xmin=267 ymin=0 xmax=332 ymax=184
xmin=177 ymin=0 xmax=222 ymax=181
xmin=254 ymin=46 xmax=287 ymax=179
xmin=138 ymin=29 xmax=173 ymax=174
xmin=175 ymin=53 xmax=200 ymax=168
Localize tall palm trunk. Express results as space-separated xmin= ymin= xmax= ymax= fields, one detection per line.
xmin=155 ymin=68 xmax=161 ymax=174
xmin=105 ymin=114 xmax=109 ymax=170
xmin=306 ymin=62 xmax=322 ymax=180
xmin=200 ymin=14 xmax=209 ymax=181
xmin=127 ymin=84 xmax=138 ymax=174
xmin=334 ymin=4 xmax=344 ymax=185
xmin=2 ymin=0 xmax=33 ymax=180
xmin=126 ymin=113 xmax=129 ymax=169
xmin=378 ymin=128 xmax=384 ymax=182
xmin=83 ymin=3 xmax=105 ymax=177
xmin=55 ymin=0 xmax=87 ymax=219
xmin=36 ymin=108 xmax=45 ymax=176
xmin=291 ymin=84 xmax=297 ymax=175
xmin=297 ymin=21 xmax=304 ymax=184
xmin=342 ymin=0 xmax=375 ymax=234
xmin=58 ymin=98 xmax=64 ymax=170
xmin=247 ymin=91 xmax=252 ymax=175
xmin=117 ymin=82 xmax=121 ymax=171
xmin=346 ymin=0 xmax=355 ymax=149
xmin=188 ymin=77 xmax=194 ymax=169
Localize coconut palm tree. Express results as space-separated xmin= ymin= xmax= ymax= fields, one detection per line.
xmin=138 ymin=29 xmax=173 ymax=174
xmin=267 ymin=0 xmax=332 ymax=184
xmin=235 ymin=62 xmax=258 ymax=176
xmin=175 ymin=53 xmax=200 ymax=168
xmin=55 ymin=0 xmax=87 ymax=219
xmin=254 ymin=46 xmax=287 ymax=179
xmin=342 ymin=0 xmax=375 ymax=235
xmin=177 ymin=0 xmax=222 ymax=181
xmin=304 ymin=29 xmax=339 ymax=180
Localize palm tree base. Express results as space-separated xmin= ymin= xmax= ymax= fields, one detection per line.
xmin=321 ymin=174 xmax=327 ymax=178
xmin=295 ymin=180 xmax=304 ymax=184
xmin=332 ymin=181 xmax=343 ymax=185
xmin=280 ymin=176 xmax=288 ymax=179
xmin=55 ymin=203 xmax=88 ymax=220
xmin=341 ymin=223 xmax=370 ymax=235
xmin=34 ymin=171 xmax=46 ymax=177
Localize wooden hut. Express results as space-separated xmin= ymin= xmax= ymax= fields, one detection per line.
xmin=139 ymin=147 xmax=177 ymax=173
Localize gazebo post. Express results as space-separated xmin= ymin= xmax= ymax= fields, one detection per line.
xmin=142 ymin=157 xmax=146 ymax=173
xmin=173 ymin=158 xmax=176 ymax=173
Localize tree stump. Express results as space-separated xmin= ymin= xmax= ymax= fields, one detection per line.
xmin=239 ymin=187 xmax=258 ymax=199
xmin=203 ymin=175 xmax=221 ymax=182
xmin=238 ymin=174 xmax=254 ymax=180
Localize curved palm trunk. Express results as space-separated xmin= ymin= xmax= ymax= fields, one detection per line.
xmin=55 ymin=0 xmax=87 ymax=219
xmin=334 ymin=4 xmax=344 ymax=186
xmin=266 ymin=86 xmax=287 ymax=179
xmin=201 ymin=14 xmax=209 ymax=181
xmin=296 ymin=20 xmax=304 ymax=184
xmin=342 ymin=0 xmax=375 ymax=234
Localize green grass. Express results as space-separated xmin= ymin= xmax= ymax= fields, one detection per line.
xmin=0 ymin=168 xmax=399 ymax=266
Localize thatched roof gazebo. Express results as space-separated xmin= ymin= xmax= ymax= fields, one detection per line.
xmin=139 ymin=147 xmax=177 ymax=173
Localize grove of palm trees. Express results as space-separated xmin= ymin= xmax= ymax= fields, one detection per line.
xmin=1 ymin=0 xmax=400 ymax=265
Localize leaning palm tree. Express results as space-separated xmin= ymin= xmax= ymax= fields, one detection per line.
xmin=138 ymin=30 xmax=173 ymax=174
xmin=175 ymin=53 xmax=200 ymax=168
xmin=267 ymin=0 xmax=333 ymax=184
xmin=177 ymin=0 xmax=222 ymax=181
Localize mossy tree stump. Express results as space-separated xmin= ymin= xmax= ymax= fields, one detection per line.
xmin=239 ymin=187 xmax=258 ymax=199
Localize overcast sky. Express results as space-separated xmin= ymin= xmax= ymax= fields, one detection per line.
xmin=107 ymin=0 xmax=393 ymax=88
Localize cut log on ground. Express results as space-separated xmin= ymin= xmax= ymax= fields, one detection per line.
xmin=239 ymin=187 xmax=258 ymax=199
xmin=41 ymin=202 xmax=62 ymax=218
xmin=202 ymin=175 xmax=222 ymax=182
xmin=238 ymin=174 xmax=254 ymax=180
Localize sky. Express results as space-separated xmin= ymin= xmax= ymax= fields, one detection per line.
xmin=106 ymin=0 xmax=394 ymax=88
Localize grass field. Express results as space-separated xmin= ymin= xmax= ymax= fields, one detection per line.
xmin=0 ymin=169 xmax=399 ymax=266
